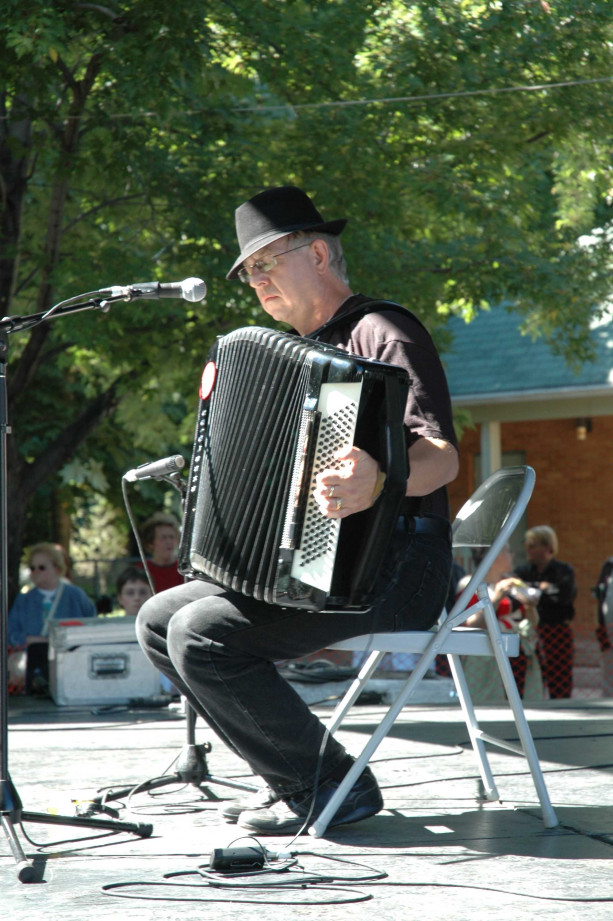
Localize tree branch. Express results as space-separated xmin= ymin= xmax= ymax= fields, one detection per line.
xmin=52 ymin=54 xmax=79 ymax=94
xmin=75 ymin=2 xmax=122 ymax=20
xmin=62 ymin=192 xmax=145 ymax=236
xmin=18 ymin=376 xmax=126 ymax=503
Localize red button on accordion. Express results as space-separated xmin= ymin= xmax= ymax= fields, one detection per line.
xmin=178 ymin=326 xmax=409 ymax=612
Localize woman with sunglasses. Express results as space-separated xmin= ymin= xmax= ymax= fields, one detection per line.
xmin=7 ymin=542 xmax=95 ymax=694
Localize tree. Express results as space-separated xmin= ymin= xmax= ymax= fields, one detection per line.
xmin=0 ymin=1 xmax=249 ymax=598
xmin=257 ymin=0 xmax=613 ymax=355
xmin=0 ymin=0 xmax=384 ymax=598
xmin=1 ymin=0 xmax=612 ymax=601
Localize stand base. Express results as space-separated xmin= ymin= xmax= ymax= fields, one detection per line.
xmin=20 ymin=809 xmax=153 ymax=837
xmin=2 ymin=707 xmax=257 ymax=883
xmin=1 ymin=813 xmax=35 ymax=882
xmin=94 ymin=742 xmax=259 ymax=805
xmin=2 ymin=774 xmax=153 ymax=883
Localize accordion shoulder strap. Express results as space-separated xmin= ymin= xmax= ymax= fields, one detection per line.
xmin=308 ymin=297 xmax=428 ymax=342
xmin=309 ymin=297 xmax=427 ymax=518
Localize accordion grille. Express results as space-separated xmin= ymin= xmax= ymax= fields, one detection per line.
xmin=188 ymin=329 xmax=313 ymax=601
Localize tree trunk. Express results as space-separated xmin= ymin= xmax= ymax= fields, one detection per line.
xmin=0 ymin=91 xmax=31 ymax=315
xmin=5 ymin=381 xmax=121 ymax=604
xmin=2 ymin=53 xmax=110 ymax=605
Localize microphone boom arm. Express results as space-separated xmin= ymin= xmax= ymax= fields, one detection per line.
xmin=0 ymin=291 xmax=128 ymax=335
xmin=0 ymin=276 xmax=206 ymax=335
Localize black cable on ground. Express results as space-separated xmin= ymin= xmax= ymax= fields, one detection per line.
xmin=101 ymin=840 xmax=388 ymax=905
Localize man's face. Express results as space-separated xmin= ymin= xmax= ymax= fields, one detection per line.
xmin=242 ymin=237 xmax=318 ymax=333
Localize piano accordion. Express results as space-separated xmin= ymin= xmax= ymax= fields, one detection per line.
xmin=178 ymin=326 xmax=409 ymax=612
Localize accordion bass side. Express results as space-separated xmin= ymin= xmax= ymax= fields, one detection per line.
xmin=178 ymin=326 xmax=409 ymax=612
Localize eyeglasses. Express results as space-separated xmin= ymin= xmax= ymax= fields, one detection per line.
xmin=237 ymin=242 xmax=312 ymax=284
xmin=31 ymin=565 xmax=48 ymax=571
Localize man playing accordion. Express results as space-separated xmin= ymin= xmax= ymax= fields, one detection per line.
xmin=137 ymin=185 xmax=459 ymax=835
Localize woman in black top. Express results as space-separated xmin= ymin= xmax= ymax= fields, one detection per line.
xmin=515 ymin=525 xmax=577 ymax=699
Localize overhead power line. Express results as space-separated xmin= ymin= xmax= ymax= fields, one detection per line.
xmin=1 ymin=75 xmax=611 ymax=122
xmin=234 ymin=75 xmax=613 ymax=113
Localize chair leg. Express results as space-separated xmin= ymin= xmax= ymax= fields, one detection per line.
xmin=324 ymin=650 xmax=387 ymax=736
xmin=446 ymin=653 xmax=499 ymax=802
xmin=310 ymin=644 xmax=441 ymax=837
xmin=478 ymin=585 xmax=558 ymax=828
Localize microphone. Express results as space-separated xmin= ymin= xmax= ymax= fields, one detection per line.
xmin=101 ymin=277 xmax=207 ymax=302
xmin=124 ymin=455 xmax=186 ymax=482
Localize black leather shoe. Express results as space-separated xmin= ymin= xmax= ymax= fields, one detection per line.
xmin=237 ymin=766 xmax=382 ymax=835
xmin=219 ymin=786 xmax=279 ymax=823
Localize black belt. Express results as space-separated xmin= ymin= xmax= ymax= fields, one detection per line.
xmin=397 ymin=514 xmax=451 ymax=542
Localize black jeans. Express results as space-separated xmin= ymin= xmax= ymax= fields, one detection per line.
xmin=136 ymin=528 xmax=451 ymax=796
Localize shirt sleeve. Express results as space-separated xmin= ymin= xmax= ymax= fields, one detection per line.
xmin=74 ymin=586 xmax=96 ymax=618
xmin=8 ymin=594 xmax=29 ymax=648
xmin=338 ymin=309 xmax=458 ymax=449
xmin=550 ymin=562 xmax=578 ymax=607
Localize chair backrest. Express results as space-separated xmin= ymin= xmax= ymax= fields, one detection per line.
xmin=448 ymin=465 xmax=536 ymax=622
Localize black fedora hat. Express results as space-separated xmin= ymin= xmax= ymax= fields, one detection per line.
xmin=226 ymin=185 xmax=347 ymax=279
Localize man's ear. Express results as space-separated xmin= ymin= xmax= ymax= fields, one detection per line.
xmin=310 ymin=238 xmax=330 ymax=274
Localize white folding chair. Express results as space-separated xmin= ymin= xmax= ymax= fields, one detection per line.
xmin=310 ymin=465 xmax=558 ymax=836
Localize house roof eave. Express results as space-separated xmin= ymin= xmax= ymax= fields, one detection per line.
xmin=451 ymin=384 xmax=613 ymax=424
xmin=452 ymin=383 xmax=613 ymax=406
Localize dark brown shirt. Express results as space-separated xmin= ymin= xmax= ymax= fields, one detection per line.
xmin=310 ymin=294 xmax=458 ymax=518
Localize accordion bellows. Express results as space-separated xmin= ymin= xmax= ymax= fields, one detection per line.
xmin=179 ymin=327 xmax=409 ymax=612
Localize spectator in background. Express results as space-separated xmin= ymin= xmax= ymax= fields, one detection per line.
xmin=115 ymin=566 xmax=153 ymax=616
xmin=139 ymin=512 xmax=184 ymax=593
xmin=514 ymin=525 xmax=577 ymax=699
xmin=117 ymin=563 xmax=175 ymax=696
xmin=460 ymin=545 xmax=543 ymax=702
xmin=8 ymin=542 xmax=96 ymax=694
xmin=594 ymin=555 xmax=613 ymax=697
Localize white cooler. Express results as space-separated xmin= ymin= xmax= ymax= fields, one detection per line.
xmin=48 ymin=616 xmax=162 ymax=706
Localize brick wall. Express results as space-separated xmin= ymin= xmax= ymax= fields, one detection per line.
xmin=447 ymin=416 xmax=613 ymax=635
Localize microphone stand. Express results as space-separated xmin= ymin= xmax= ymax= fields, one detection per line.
xmin=0 ymin=291 xmax=160 ymax=883
xmin=94 ymin=473 xmax=260 ymax=807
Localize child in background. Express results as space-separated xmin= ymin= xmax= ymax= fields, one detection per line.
xmin=115 ymin=566 xmax=177 ymax=697
xmin=115 ymin=567 xmax=153 ymax=616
